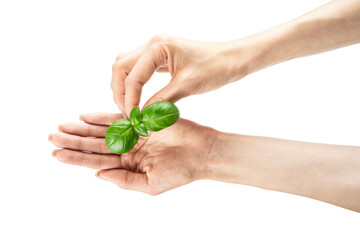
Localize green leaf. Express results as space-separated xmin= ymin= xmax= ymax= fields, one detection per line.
xmin=141 ymin=101 xmax=180 ymax=132
xmin=134 ymin=122 xmax=149 ymax=137
xmin=105 ymin=119 xmax=139 ymax=154
xmin=130 ymin=106 xmax=142 ymax=126
xmin=105 ymin=101 xmax=180 ymax=154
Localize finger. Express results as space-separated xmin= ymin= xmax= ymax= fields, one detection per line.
xmin=124 ymin=45 xmax=168 ymax=116
xmin=59 ymin=122 xmax=108 ymax=137
xmin=111 ymin=65 xmax=127 ymax=113
xmin=50 ymin=132 xmax=111 ymax=154
xmin=80 ymin=113 xmax=124 ymax=126
xmin=97 ymin=169 xmax=152 ymax=194
xmin=53 ymin=149 xmax=122 ymax=170
xmin=112 ymin=47 xmax=147 ymax=112
xmin=115 ymin=52 xmax=130 ymax=61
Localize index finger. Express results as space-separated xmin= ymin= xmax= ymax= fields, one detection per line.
xmin=124 ymin=44 xmax=168 ymax=116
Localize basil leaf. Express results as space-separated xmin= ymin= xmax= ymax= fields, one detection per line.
xmin=105 ymin=101 xmax=180 ymax=153
xmin=130 ymin=106 xmax=141 ymax=126
xmin=105 ymin=119 xmax=139 ymax=154
xmin=141 ymin=101 xmax=180 ymax=132
xmin=134 ymin=122 xmax=149 ymax=137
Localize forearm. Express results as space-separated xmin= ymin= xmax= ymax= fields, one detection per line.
xmin=207 ymin=132 xmax=360 ymax=212
xmin=226 ymin=0 xmax=360 ymax=77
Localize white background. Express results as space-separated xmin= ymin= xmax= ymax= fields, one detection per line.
xmin=1 ymin=0 xmax=359 ymax=239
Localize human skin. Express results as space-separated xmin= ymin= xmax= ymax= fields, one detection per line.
xmin=111 ymin=0 xmax=360 ymax=116
xmin=49 ymin=113 xmax=360 ymax=212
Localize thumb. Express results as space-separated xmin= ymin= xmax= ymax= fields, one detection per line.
xmin=96 ymin=169 xmax=151 ymax=194
xmin=142 ymin=81 xmax=183 ymax=110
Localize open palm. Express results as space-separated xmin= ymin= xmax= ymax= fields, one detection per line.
xmin=49 ymin=113 xmax=217 ymax=195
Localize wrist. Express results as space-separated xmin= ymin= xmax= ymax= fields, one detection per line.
xmin=218 ymin=41 xmax=253 ymax=82
xmin=202 ymin=131 xmax=247 ymax=183
xmin=223 ymin=21 xmax=299 ymax=78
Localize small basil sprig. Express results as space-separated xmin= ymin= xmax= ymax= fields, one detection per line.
xmin=106 ymin=101 xmax=180 ymax=154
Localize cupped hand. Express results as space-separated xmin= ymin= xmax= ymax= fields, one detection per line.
xmin=49 ymin=113 xmax=218 ymax=195
xmin=112 ymin=34 xmax=248 ymax=116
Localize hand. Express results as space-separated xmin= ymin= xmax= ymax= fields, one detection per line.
xmin=49 ymin=113 xmax=218 ymax=195
xmin=111 ymin=34 xmax=250 ymax=116
xmin=48 ymin=113 xmax=360 ymax=211
xmin=112 ymin=0 xmax=360 ymax=117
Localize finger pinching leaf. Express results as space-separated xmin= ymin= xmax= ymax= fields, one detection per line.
xmin=106 ymin=101 xmax=180 ymax=154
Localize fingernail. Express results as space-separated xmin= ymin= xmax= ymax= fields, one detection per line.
xmin=48 ymin=134 xmax=53 ymax=142
xmin=58 ymin=124 xmax=63 ymax=132
xmin=79 ymin=114 xmax=84 ymax=121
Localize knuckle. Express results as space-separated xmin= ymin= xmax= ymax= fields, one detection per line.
xmin=74 ymin=138 xmax=83 ymax=150
xmin=85 ymin=124 xmax=92 ymax=135
xmin=112 ymin=60 xmax=125 ymax=72
xmin=147 ymin=42 xmax=162 ymax=53
xmin=150 ymin=34 xmax=163 ymax=44
xmin=98 ymin=157 xmax=105 ymax=169
xmin=125 ymin=77 xmax=144 ymax=88
xmin=150 ymin=34 xmax=171 ymax=46
xmin=116 ymin=53 xmax=126 ymax=61
xmin=101 ymin=142 xmax=109 ymax=153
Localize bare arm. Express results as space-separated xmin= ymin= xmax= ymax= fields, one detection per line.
xmin=111 ymin=0 xmax=360 ymax=115
xmin=207 ymin=132 xmax=360 ymax=212
xmin=229 ymin=0 xmax=360 ymax=76
xmin=50 ymin=113 xmax=360 ymax=212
